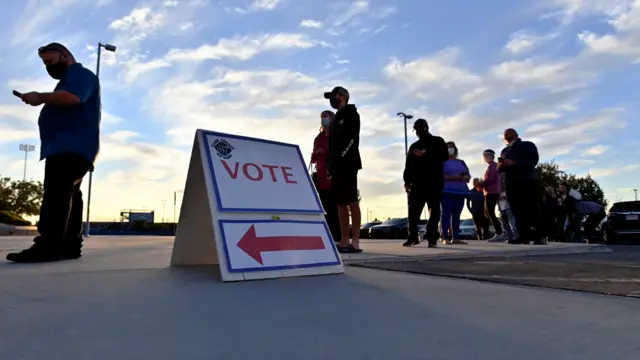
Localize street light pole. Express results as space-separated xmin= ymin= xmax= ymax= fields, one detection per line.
xmin=161 ymin=200 xmax=167 ymax=223
xmin=396 ymin=112 xmax=414 ymax=154
xmin=85 ymin=42 xmax=116 ymax=238
xmin=634 ymin=189 xmax=638 ymax=201
xmin=18 ymin=144 xmax=35 ymax=182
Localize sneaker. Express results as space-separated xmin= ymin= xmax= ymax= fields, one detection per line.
xmin=451 ymin=239 xmax=468 ymax=245
xmin=442 ymin=239 xmax=452 ymax=245
xmin=402 ymin=239 xmax=420 ymax=247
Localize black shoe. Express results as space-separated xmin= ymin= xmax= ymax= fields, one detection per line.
xmin=6 ymin=244 xmax=61 ymax=263
xmin=402 ymin=239 xmax=420 ymax=247
xmin=62 ymin=249 xmax=82 ymax=260
xmin=508 ymin=237 xmax=529 ymax=245
xmin=428 ymin=242 xmax=437 ymax=248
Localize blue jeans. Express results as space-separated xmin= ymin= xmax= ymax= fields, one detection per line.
xmin=500 ymin=208 xmax=517 ymax=241
xmin=441 ymin=193 xmax=466 ymax=239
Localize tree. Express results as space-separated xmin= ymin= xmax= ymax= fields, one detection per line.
xmin=535 ymin=161 xmax=607 ymax=207
xmin=0 ymin=175 xmax=44 ymax=217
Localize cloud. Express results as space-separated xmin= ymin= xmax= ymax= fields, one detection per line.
xmin=582 ymin=144 xmax=610 ymax=156
xmin=384 ymin=48 xmax=481 ymax=92
xmin=300 ymin=19 xmax=323 ymax=29
xmin=249 ymin=0 xmax=282 ymax=11
xmin=504 ymin=29 xmax=560 ymax=54
xmin=165 ymin=33 xmax=324 ymax=62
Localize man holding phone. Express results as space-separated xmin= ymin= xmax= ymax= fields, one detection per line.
xmin=7 ymin=43 xmax=101 ymax=263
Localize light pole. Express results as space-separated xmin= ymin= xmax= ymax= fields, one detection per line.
xmin=85 ymin=42 xmax=116 ymax=238
xmin=634 ymin=189 xmax=638 ymax=201
xmin=396 ymin=112 xmax=414 ymax=154
xmin=161 ymin=200 xmax=167 ymax=223
xmin=18 ymin=144 xmax=35 ymax=182
xmin=173 ymin=190 xmax=184 ymax=224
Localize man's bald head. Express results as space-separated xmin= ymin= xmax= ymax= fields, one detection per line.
xmin=504 ymin=128 xmax=519 ymax=145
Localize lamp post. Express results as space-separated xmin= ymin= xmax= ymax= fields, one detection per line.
xmin=18 ymin=144 xmax=35 ymax=182
xmin=161 ymin=200 xmax=167 ymax=223
xmin=634 ymin=189 xmax=638 ymax=201
xmin=396 ymin=112 xmax=414 ymax=154
xmin=85 ymin=42 xmax=116 ymax=238
xmin=173 ymin=190 xmax=184 ymax=224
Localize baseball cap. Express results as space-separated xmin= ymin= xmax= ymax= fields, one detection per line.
xmin=323 ymin=86 xmax=349 ymax=100
xmin=412 ymin=118 xmax=428 ymax=130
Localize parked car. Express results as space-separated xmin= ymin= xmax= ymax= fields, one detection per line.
xmin=417 ymin=219 xmax=428 ymax=238
xmin=369 ymin=218 xmax=408 ymax=239
xmin=457 ymin=219 xmax=495 ymax=240
xmin=359 ymin=221 xmax=381 ymax=239
xmin=601 ymin=201 xmax=640 ymax=244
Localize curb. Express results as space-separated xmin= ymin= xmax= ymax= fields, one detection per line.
xmin=345 ymin=245 xmax=612 ymax=265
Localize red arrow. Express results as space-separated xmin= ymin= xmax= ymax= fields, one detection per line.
xmin=237 ymin=225 xmax=326 ymax=265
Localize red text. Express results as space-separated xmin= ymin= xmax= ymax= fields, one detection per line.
xmin=221 ymin=160 xmax=297 ymax=184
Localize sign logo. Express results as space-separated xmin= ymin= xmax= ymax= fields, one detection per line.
xmin=212 ymin=138 xmax=235 ymax=159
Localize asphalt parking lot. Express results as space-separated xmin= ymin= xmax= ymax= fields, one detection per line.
xmin=351 ymin=245 xmax=640 ymax=297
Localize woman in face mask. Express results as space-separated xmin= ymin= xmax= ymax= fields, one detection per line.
xmin=311 ymin=111 xmax=341 ymax=243
xmin=441 ymin=141 xmax=471 ymax=245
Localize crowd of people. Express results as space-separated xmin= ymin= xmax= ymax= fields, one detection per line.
xmin=311 ymin=86 xmax=607 ymax=252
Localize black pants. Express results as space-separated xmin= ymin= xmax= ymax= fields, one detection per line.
xmin=318 ymin=189 xmax=341 ymax=243
xmin=484 ymin=193 xmax=503 ymax=235
xmin=472 ymin=212 xmax=489 ymax=240
xmin=506 ymin=180 xmax=539 ymax=241
xmin=408 ymin=189 xmax=442 ymax=244
xmin=36 ymin=153 xmax=92 ymax=253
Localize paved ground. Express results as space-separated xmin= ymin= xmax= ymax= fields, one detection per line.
xmin=2 ymin=236 xmax=640 ymax=359
xmin=353 ymin=246 xmax=640 ymax=297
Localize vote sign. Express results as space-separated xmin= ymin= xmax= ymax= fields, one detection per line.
xmin=202 ymin=131 xmax=323 ymax=214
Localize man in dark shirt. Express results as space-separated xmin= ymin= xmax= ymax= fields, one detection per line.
xmin=498 ymin=128 xmax=543 ymax=245
xmin=324 ymin=86 xmax=363 ymax=253
xmin=7 ymin=43 xmax=101 ymax=263
xmin=402 ymin=119 xmax=448 ymax=247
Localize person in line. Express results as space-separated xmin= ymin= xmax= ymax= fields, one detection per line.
xmin=324 ymin=86 xmax=363 ymax=253
xmin=578 ymin=200 xmax=607 ymax=243
xmin=541 ymin=185 xmax=561 ymax=241
xmin=467 ymin=178 xmax=490 ymax=240
xmin=499 ymin=129 xmax=543 ymax=245
xmin=403 ymin=118 xmax=448 ymax=248
xmin=493 ymin=157 xmax=516 ymax=243
xmin=478 ymin=149 xmax=506 ymax=241
xmin=7 ymin=43 xmax=100 ymax=263
xmin=311 ymin=110 xmax=341 ymax=244
xmin=559 ymin=182 xmax=584 ymax=243
xmin=441 ymin=141 xmax=471 ymax=245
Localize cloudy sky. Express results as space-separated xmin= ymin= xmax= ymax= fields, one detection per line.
xmin=1 ymin=0 xmax=640 ymax=223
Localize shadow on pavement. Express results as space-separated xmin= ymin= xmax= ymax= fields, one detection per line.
xmin=350 ymin=246 xmax=640 ymax=297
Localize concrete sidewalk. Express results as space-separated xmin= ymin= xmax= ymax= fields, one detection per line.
xmin=1 ymin=235 xmax=639 ymax=360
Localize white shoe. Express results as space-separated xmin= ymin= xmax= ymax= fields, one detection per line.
xmin=488 ymin=234 xmax=507 ymax=243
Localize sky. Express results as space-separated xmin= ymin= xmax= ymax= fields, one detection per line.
xmin=1 ymin=0 xmax=640 ymax=223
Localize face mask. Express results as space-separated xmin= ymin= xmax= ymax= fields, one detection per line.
xmin=448 ymin=148 xmax=455 ymax=156
xmin=46 ymin=61 xmax=67 ymax=80
xmin=321 ymin=117 xmax=331 ymax=128
xmin=329 ymin=97 xmax=341 ymax=109
xmin=506 ymin=138 xmax=516 ymax=146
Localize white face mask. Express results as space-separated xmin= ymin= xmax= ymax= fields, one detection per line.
xmin=448 ymin=148 xmax=456 ymax=156
xmin=321 ymin=117 xmax=331 ymax=128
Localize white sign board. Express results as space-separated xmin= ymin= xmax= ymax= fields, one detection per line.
xmin=203 ymin=132 xmax=324 ymax=214
xmin=170 ymin=129 xmax=344 ymax=282
xmin=220 ymin=220 xmax=341 ymax=272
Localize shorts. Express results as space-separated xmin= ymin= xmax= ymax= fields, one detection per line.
xmin=331 ymin=169 xmax=359 ymax=205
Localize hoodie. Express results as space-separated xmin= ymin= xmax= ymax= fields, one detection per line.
xmin=328 ymin=104 xmax=362 ymax=173
xmin=403 ymin=133 xmax=448 ymax=192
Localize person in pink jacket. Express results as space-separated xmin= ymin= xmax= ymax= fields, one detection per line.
xmin=479 ymin=149 xmax=506 ymax=241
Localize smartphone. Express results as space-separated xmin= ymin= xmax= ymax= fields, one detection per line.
xmin=12 ymin=90 xmax=22 ymax=97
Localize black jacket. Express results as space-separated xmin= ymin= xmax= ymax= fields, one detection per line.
xmin=499 ymin=139 xmax=539 ymax=184
xmin=403 ymin=134 xmax=448 ymax=192
xmin=328 ymin=104 xmax=362 ymax=173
